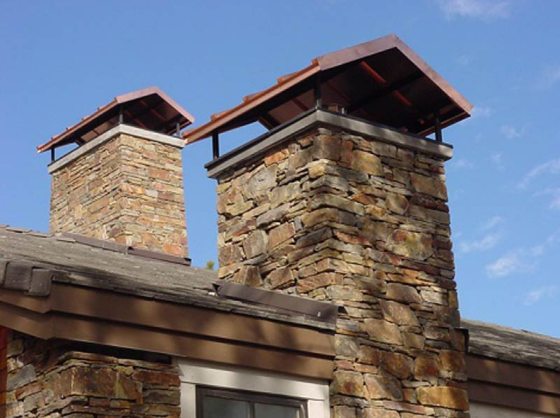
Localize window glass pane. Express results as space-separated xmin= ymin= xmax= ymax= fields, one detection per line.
xmin=255 ymin=403 xmax=301 ymax=418
xmin=202 ymin=396 xmax=250 ymax=418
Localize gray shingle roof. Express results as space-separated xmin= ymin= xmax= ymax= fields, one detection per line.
xmin=0 ymin=225 xmax=334 ymax=330
xmin=462 ymin=319 xmax=560 ymax=371
xmin=1 ymin=225 xmax=559 ymax=370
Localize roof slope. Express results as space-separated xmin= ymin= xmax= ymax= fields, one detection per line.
xmin=185 ymin=34 xmax=472 ymax=144
xmin=0 ymin=225 xmax=336 ymax=379
xmin=1 ymin=226 xmax=558 ymax=371
xmin=463 ymin=319 xmax=560 ymax=371
xmin=0 ymin=225 xmax=331 ymax=329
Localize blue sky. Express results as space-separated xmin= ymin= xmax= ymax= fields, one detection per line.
xmin=1 ymin=0 xmax=559 ymax=337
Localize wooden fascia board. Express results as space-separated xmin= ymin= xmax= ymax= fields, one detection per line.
xmin=0 ymin=283 xmax=335 ymax=357
xmin=0 ymin=290 xmax=53 ymax=314
xmin=467 ymin=380 xmax=560 ymax=416
xmin=467 ymin=354 xmax=560 ymax=415
xmin=52 ymin=284 xmax=334 ymax=356
xmin=53 ymin=315 xmax=333 ymax=380
xmin=0 ymin=302 xmax=54 ymax=340
xmin=0 ymin=300 xmax=333 ymax=380
xmin=467 ymin=354 xmax=560 ymax=396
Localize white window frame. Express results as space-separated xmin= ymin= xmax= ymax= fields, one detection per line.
xmin=178 ymin=360 xmax=330 ymax=418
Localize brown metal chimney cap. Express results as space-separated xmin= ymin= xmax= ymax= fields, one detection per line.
xmin=184 ymin=34 xmax=472 ymax=144
xmin=38 ymin=87 xmax=195 ymax=153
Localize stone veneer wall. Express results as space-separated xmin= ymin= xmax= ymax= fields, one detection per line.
xmin=5 ymin=332 xmax=180 ymax=418
xmin=50 ymin=132 xmax=188 ymax=257
xmin=1 ymin=328 xmax=7 ymax=418
xmin=216 ymin=126 xmax=469 ymax=417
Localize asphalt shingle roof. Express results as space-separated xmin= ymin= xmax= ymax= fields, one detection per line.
xmin=0 ymin=225 xmax=334 ymax=330
xmin=1 ymin=225 xmax=559 ymax=370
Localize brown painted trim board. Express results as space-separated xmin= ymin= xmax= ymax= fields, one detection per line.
xmin=0 ymin=284 xmax=335 ymax=380
xmin=0 ymin=284 xmax=333 ymax=357
xmin=467 ymin=355 xmax=560 ymax=396
xmin=467 ymin=354 xmax=560 ymax=415
xmin=0 ymin=302 xmax=332 ymax=380
xmin=468 ymin=380 xmax=560 ymax=416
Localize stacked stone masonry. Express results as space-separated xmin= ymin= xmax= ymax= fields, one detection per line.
xmin=50 ymin=133 xmax=188 ymax=257
xmin=5 ymin=333 xmax=180 ymax=418
xmin=1 ymin=328 xmax=7 ymax=418
xmin=217 ymin=126 xmax=469 ymax=417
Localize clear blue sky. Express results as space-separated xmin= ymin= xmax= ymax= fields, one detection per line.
xmin=1 ymin=0 xmax=559 ymax=337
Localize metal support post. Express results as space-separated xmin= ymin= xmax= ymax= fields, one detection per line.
xmin=434 ymin=111 xmax=443 ymax=143
xmin=212 ymin=132 xmax=220 ymax=160
xmin=314 ymin=76 xmax=322 ymax=110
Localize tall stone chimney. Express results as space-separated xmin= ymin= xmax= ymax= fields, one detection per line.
xmin=38 ymin=87 xmax=194 ymax=258
xmin=188 ymin=36 xmax=473 ymax=417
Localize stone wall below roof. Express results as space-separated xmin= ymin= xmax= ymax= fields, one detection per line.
xmin=216 ymin=125 xmax=469 ymax=417
xmin=50 ymin=132 xmax=188 ymax=257
xmin=5 ymin=333 xmax=180 ymax=418
xmin=0 ymin=328 xmax=7 ymax=418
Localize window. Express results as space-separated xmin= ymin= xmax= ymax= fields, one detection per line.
xmin=179 ymin=360 xmax=329 ymax=418
xmin=197 ymin=387 xmax=306 ymax=418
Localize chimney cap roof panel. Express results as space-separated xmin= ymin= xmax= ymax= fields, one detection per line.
xmin=38 ymin=87 xmax=195 ymax=153
xmin=184 ymin=34 xmax=472 ymax=144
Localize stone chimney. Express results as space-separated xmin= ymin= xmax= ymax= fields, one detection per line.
xmin=39 ymin=87 xmax=194 ymax=258
xmin=190 ymin=36 xmax=473 ymax=417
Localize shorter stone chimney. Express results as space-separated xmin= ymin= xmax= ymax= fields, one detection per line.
xmin=38 ymin=87 xmax=194 ymax=258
